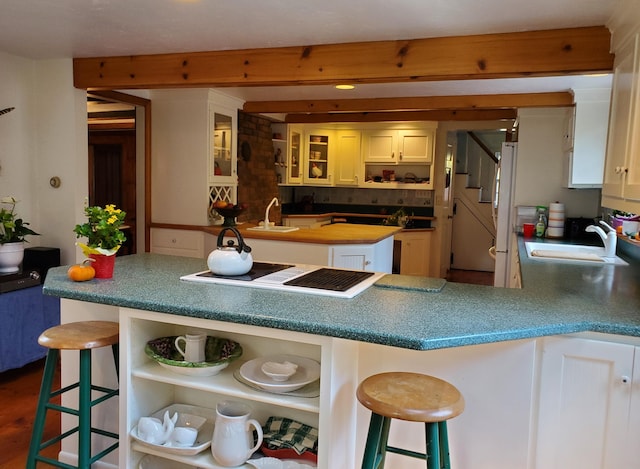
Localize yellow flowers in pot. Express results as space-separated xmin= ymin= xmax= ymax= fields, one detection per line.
xmin=73 ymin=204 xmax=127 ymax=256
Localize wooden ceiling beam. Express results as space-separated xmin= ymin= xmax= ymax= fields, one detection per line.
xmin=284 ymin=109 xmax=518 ymax=123
xmin=73 ymin=26 xmax=612 ymax=90
xmin=243 ymin=92 xmax=574 ymax=114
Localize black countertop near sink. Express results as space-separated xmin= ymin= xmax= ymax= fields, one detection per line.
xmin=281 ymin=203 xmax=434 ymax=228
xmin=281 ymin=203 xmax=434 ymax=218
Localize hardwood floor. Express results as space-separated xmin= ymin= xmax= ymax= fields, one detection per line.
xmin=0 ymin=359 xmax=60 ymax=468
xmin=447 ymin=268 xmax=495 ymax=286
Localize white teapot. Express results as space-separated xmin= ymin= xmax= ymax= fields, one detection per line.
xmin=207 ymin=227 xmax=253 ymax=276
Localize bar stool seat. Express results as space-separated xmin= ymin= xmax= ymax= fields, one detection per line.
xmin=27 ymin=321 xmax=120 ymax=469
xmin=357 ymin=372 xmax=464 ymax=469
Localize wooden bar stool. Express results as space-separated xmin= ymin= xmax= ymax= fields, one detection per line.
xmin=357 ymin=372 xmax=465 ymax=469
xmin=27 ymin=321 xmax=120 ymax=469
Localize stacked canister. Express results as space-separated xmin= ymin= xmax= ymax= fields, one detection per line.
xmin=547 ymin=202 xmax=565 ymax=238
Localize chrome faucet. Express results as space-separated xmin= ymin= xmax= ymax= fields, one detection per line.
xmin=586 ymin=220 xmax=617 ymax=258
xmin=263 ymin=197 xmax=279 ymax=230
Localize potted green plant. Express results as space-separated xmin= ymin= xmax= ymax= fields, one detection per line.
xmin=73 ymin=204 xmax=127 ymax=278
xmin=0 ymin=196 xmax=40 ymax=273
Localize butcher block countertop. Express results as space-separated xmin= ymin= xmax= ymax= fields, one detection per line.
xmin=152 ymin=222 xmax=402 ymax=244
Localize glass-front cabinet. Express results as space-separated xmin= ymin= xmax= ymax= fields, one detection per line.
xmin=303 ymin=132 xmax=332 ymax=185
xmin=288 ymin=126 xmax=303 ymax=184
xmin=209 ymin=109 xmax=237 ymax=186
xmin=207 ymin=92 xmax=242 ymax=223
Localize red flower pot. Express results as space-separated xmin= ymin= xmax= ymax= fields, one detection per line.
xmin=90 ymin=253 xmax=116 ymax=278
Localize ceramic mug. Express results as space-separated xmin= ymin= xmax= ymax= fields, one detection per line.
xmin=175 ymin=333 xmax=206 ymax=362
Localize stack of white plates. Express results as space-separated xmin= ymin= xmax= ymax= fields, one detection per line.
xmin=239 ymin=355 xmax=320 ymax=394
xmin=547 ymin=202 xmax=565 ymax=238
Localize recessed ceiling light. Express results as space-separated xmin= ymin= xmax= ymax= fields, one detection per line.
xmin=335 ymin=84 xmax=355 ymax=90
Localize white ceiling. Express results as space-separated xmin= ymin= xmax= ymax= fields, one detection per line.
xmin=1 ymin=0 xmax=620 ymax=101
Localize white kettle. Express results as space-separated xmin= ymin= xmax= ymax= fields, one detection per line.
xmin=207 ymin=227 xmax=253 ymax=276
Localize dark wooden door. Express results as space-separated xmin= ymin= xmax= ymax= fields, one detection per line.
xmin=88 ymin=130 xmax=137 ymax=255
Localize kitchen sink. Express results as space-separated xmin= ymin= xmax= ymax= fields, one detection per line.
xmin=525 ymin=242 xmax=628 ymax=265
xmin=246 ymin=225 xmax=300 ymax=233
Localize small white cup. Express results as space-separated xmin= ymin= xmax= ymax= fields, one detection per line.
xmin=175 ymin=333 xmax=206 ymax=362
xmin=168 ymin=426 xmax=198 ymax=447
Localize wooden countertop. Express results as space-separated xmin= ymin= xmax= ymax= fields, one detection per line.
xmin=152 ymin=222 xmax=403 ymax=244
xmin=213 ymin=223 xmax=402 ymax=244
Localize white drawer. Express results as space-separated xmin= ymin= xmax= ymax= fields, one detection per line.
xmin=151 ymin=228 xmax=204 ymax=258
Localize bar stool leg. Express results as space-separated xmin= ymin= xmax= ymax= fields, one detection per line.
xmin=439 ymin=421 xmax=451 ymax=469
xmin=78 ymin=349 xmax=92 ymax=469
xmin=361 ymin=413 xmax=392 ymax=469
xmin=425 ymin=422 xmax=441 ymax=469
xmin=111 ymin=344 xmax=119 ymax=380
xmin=26 ymin=349 xmax=60 ymax=469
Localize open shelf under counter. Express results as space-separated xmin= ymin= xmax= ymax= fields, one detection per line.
xmin=132 ymin=360 xmax=320 ymax=414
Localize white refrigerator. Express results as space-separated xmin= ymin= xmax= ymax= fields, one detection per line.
xmin=493 ymin=142 xmax=518 ymax=288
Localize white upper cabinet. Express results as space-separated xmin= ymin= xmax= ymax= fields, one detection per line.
xmin=603 ymin=32 xmax=640 ymax=211
xmin=271 ymin=123 xmax=435 ymax=190
xmin=397 ymin=129 xmax=435 ymax=163
xmin=562 ymin=88 xmax=611 ymax=189
xmin=362 ymin=129 xmax=398 ymax=163
xmin=152 ymin=89 xmax=242 ymax=225
xmin=334 ymin=130 xmax=362 ymax=186
xmin=363 ymin=127 xmax=436 ymax=164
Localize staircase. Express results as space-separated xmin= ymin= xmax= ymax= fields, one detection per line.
xmin=450 ymin=130 xmax=506 ymax=272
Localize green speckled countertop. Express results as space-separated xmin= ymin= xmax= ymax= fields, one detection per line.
xmin=43 ymin=237 xmax=640 ymax=351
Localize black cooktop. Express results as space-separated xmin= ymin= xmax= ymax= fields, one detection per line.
xmin=284 ymin=268 xmax=375 ymax=292
xmin=196 ymin=262 xmax=294 ymax=282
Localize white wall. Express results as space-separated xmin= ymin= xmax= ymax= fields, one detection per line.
xmin=515 ymin=107 xmax=602 ymax=218
xmin=0 ymin=53 xmax=37 ymax=225
xmin=0 ymin=52 xmax=88 ymax=266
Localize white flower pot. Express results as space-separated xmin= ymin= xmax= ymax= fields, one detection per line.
xmin=0 ymin=241 xmax=25 ymax=273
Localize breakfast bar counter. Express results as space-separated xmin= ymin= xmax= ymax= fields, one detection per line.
xmin=44 ymin=245 xmax=640 ymax=349
xmin=42 ymin=240 xmax=640 ymax=469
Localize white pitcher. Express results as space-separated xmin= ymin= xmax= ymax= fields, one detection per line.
xmin=174 ymin=333 xmax=206 ymax=362
xmin=211 ymin=401 xmax=263 ymax=467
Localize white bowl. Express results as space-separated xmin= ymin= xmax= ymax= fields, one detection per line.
xmin=261 ymin=360 xmax=299 ymax=381
xmin=240 ymin=355 xmax=320 ymax=393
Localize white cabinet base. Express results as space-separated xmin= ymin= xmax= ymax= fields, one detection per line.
xmin=533 ymin=336 xmax=635 ymax=469
xmin=230 ymin=236 xmax=393 ymax=273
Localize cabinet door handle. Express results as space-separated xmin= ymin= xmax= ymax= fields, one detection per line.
xmin=622 ymin=375 xmax=630 ymax=384
xmin=399 ymin=152 xmax=403 ymax=160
